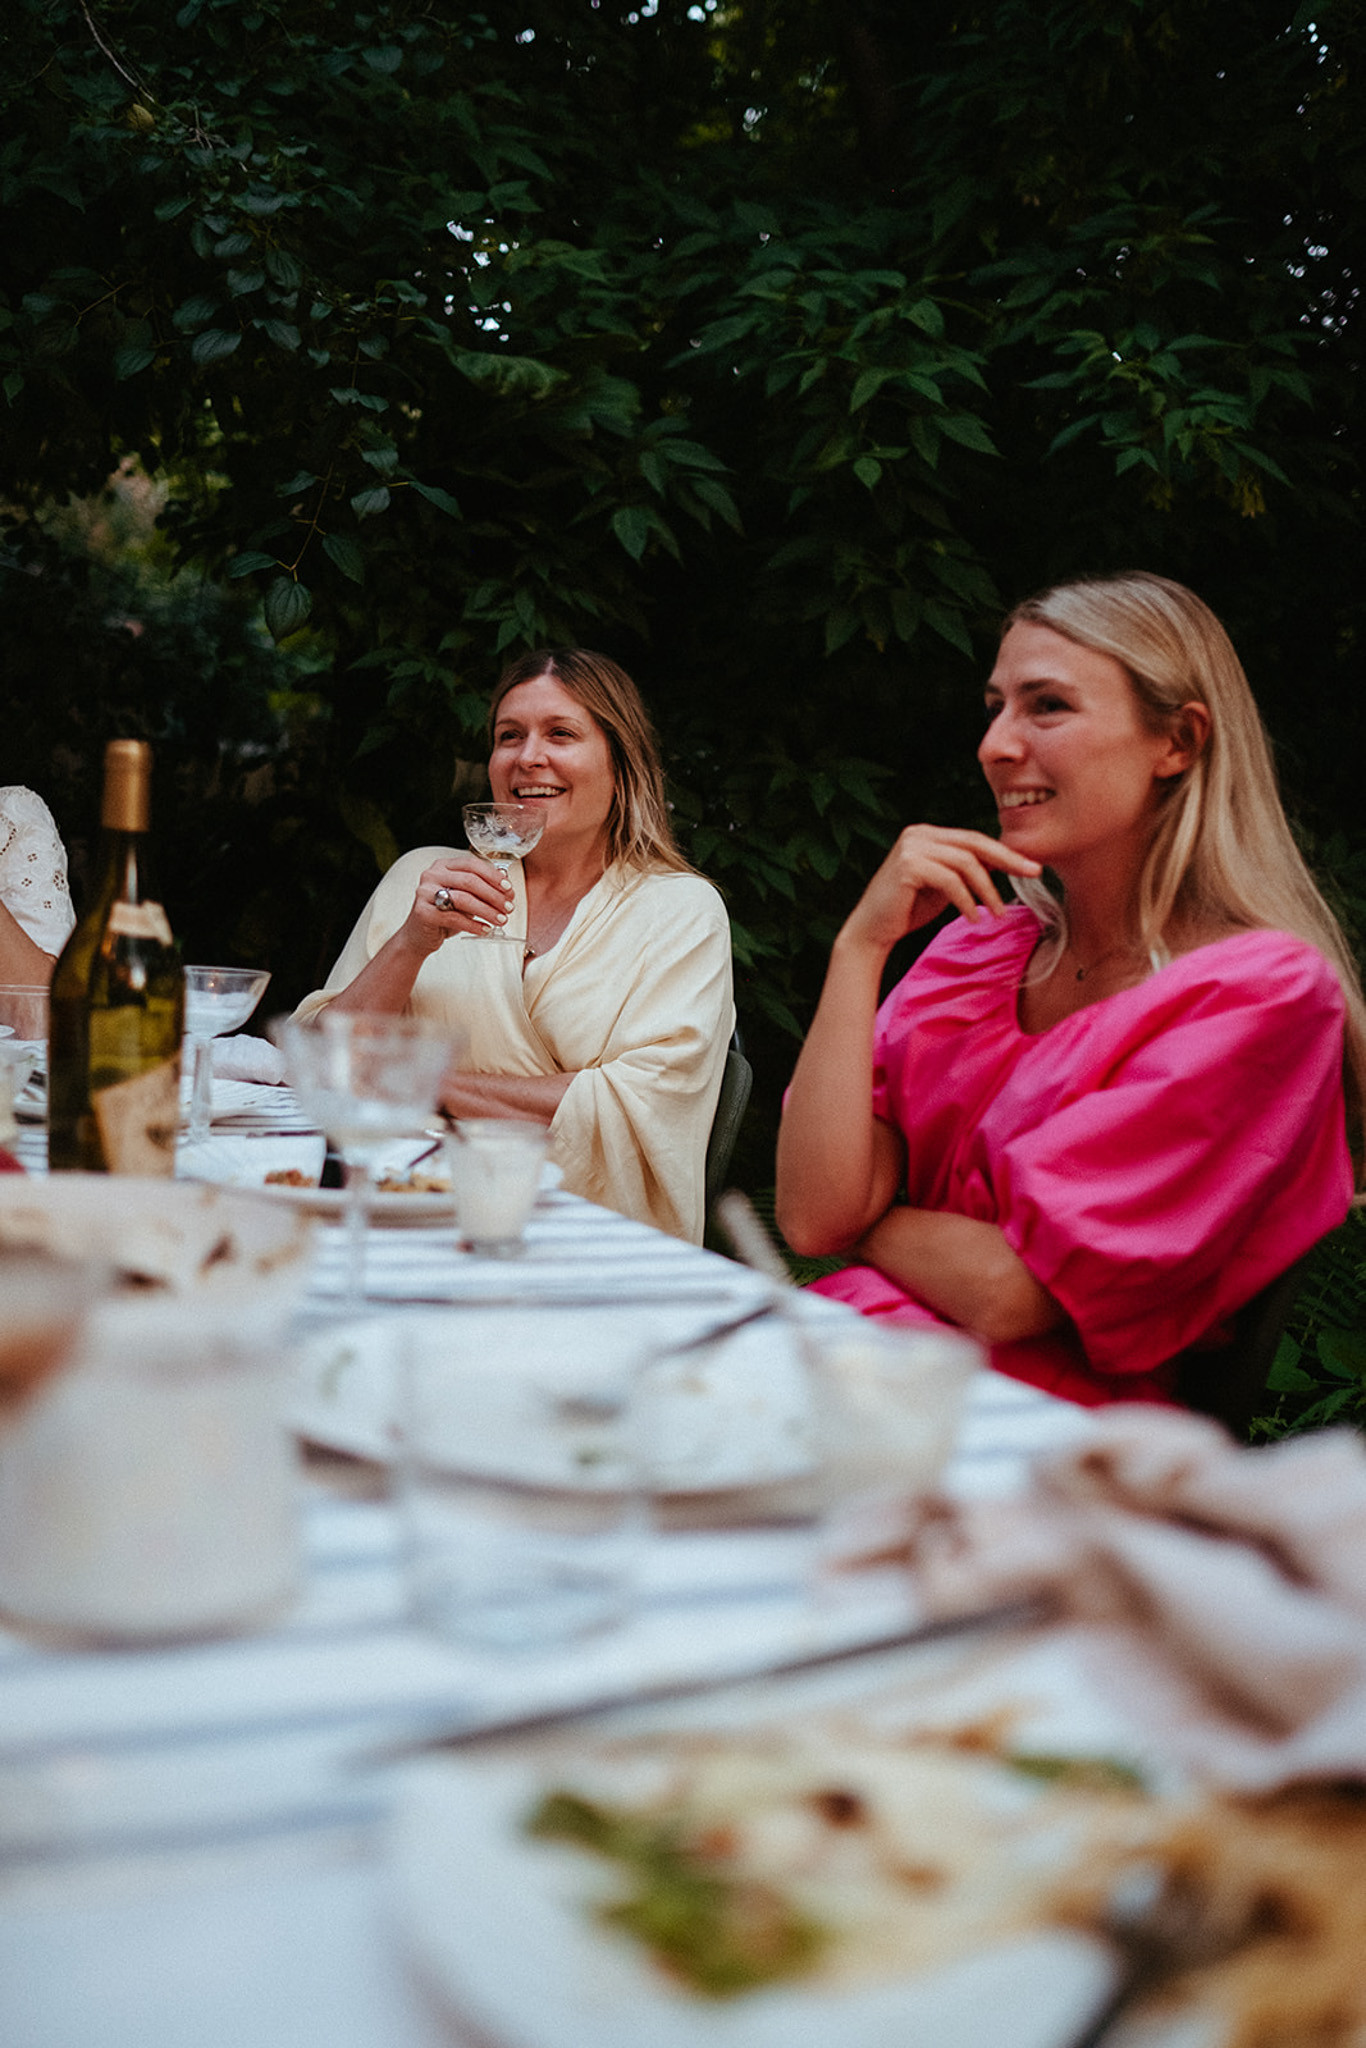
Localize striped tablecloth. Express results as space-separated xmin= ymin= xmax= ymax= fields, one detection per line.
xmin=0 ymin=1095 xmax=1098 ymax=2048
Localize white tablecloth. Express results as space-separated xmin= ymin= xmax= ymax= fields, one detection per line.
xmin=0 ymin=1101 xmax=1097 ymax=2048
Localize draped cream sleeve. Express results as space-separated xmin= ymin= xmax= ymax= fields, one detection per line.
xmin=532 ymin=869 xmax=733 ymax=1243
xmin=293 ymin=854 xmax=734 ymax=1242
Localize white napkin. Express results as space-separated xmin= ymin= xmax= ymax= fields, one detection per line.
xmin=898 ymin=1407 xmax=1366 ymax=1790
xmin=211 ymin=1033 xmax=288 ymax=1084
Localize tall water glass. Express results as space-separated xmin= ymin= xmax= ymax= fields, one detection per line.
xmin=401 ymin=1317 xmax=641 ymax=1650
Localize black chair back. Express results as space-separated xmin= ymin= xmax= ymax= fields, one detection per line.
xmin=704 ymin=1043 xmax=753 ymax=1214
xmin=1176 ymin=1258 xmax=1308 ymax=1440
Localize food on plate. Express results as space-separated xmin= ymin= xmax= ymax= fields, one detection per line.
xmin=1055 ymin=1784 xmax=1366 ymax=2048
xmin=525 ymin=1719 xmax=1154 ymax=1999
xmin=375 ymin=1167 xmax=451 ymax=1194
xmin=526 ymin=1714 xmax=1366 ymax=2046
xmin=264 ymin=1167 xmax=318 ymax=1188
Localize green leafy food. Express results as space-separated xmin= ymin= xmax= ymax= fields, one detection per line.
xmin=525 ymin=1790 xmax=827 ymax=1998
xmin=1006 ymin=1752 xmax=1148 ymax=1794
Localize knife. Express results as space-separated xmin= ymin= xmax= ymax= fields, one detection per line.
xmin=359 ymin=1598 xmax=1047 ymax=1765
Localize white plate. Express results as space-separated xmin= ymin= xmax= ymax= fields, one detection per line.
xmin=181 ymin=1130 xmax=563 ymax=1223
xmin=388 ymin=1632 xmax=1212 ymax=2048
xmin=262 ymin=1179 xmax=457 ymax=1223
xmin=290 ymin=1307 xmax=814 ymax=1493
xmin=261 ymin=1155 xmax=563 ymax=1221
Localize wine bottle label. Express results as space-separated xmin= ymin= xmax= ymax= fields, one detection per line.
xmin=107 ymin=901 xmax=174 ymax=945
xmin=92 ymin=1059 xmax=181 ymax=1175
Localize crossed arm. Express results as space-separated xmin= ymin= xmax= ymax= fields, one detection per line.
xmin=775 ymin=826 xmax=1065 ymax=1347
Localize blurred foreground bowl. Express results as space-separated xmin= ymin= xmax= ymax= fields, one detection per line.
xmin=0 ymin=1178 xmax=317 ymax=1645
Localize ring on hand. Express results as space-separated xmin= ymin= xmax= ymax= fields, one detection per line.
xmin=433 ymin=886 xmax=455 ymax=913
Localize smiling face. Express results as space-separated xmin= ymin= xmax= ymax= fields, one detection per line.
xmin=487 ymin=672 xmax=617 ymax=860
xmin=979 ymin=622 xmax=1195 ymax=887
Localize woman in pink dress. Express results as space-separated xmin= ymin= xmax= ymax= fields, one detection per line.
xmin=776 ymin=573 xmax=1364 ymax=1406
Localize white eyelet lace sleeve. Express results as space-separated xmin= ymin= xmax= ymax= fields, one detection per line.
xmin=0 ymin=785 xmax=76 ymax=957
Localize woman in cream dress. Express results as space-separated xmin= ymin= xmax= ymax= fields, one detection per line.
xmin=296 ymin=650 xmax=733 ymax=1242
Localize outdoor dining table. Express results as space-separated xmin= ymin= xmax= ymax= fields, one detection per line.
xmin=0 ymin=1087 xmax=1101 ymax=2048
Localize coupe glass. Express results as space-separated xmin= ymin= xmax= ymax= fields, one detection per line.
xmin=461 ymin=802 xmax=546 ymax=939
xmin=183 ymin=966 xmax=272 ymax=1143
xmin=275 ymin=1013 xmax=460 ymax=1309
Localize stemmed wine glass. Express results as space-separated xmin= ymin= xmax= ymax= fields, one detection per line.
xmin=461 ymin=802 xmax=546 ymax=939
xmin=274 ymin=1013 xmax=461 ymax=1310
xmin=183 ymin=966 xmax=272 ymax=1145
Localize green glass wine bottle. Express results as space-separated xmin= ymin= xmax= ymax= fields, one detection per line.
xmin=48 ymin=740 xmax=185 ymax=1173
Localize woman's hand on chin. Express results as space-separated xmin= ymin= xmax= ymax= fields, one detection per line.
xmin=840 ymin=826 xmax=1043 ymax=958
xmin=404 ymin=854 xmax=514 ymax=952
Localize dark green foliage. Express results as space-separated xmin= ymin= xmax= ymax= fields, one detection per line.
xmin=2 ymin=0 xmax=1364 ymax=1230
xmin=1256 ymin=1211 xmax=1366 ymax=1437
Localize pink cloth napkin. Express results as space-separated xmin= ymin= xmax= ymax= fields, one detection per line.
xmin=903 ymin=1407 xmax=1366 ymax=1790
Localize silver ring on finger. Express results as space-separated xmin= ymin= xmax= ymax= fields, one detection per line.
xmin=433 ymin=886 xmax=455 ymax=913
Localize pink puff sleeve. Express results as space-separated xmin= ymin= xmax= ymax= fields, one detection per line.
xmin=993 ymin=933 xmax=1353 ymax=1380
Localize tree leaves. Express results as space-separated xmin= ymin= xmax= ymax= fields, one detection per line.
xmin=263 ymin=577 xmax=311 ymax=640
xmin=190 ymin=328 xmax=241 ymax=364
xmin=322 ymin=533 xmax=365 ymax=584
xmin=411 ymin=481 xmax=461 ymax=518
xmin=3 ymin=0 xmax=1363 ymax=1173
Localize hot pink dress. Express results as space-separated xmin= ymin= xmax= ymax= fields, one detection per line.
xmin=811 ymin=909 xmax=1353 ymax=1407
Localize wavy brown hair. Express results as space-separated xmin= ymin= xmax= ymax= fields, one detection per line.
xmin=1003 ymin=572 xmax=1366 ymax=1162
xmin=487 ymin=648 xmax=693 ymax=876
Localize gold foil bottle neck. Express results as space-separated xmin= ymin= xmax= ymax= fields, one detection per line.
xmin=100 ymin=739 xmax=152 ymax=832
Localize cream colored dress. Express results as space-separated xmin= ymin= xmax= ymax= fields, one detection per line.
xmin=296 ymin=851 xmax=734 ymax=1242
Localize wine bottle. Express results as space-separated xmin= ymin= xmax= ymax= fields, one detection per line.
xmin=48 ymin=740 xmax=185 ymax=1174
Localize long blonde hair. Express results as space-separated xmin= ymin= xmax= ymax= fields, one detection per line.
xmin=487 ymin=648 xmax=694 ymax=877
xmin=1004 ymin=571 xmax=1366 ymax=1154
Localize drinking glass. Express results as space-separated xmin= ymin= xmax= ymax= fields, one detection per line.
xmin=809 ymin=1320 xmax=981 ymax=1574
xmin=275 ymin=1012 xmax=460 ymax=1309
xmin=461 ymin=802 xmax=545 ymax=939
xmin=636 ymin=1312 xmax=979 ymax=1557
xmin=401 ymin=1318 xmax=641 ymax=1649
xmin=445 ymin=1118 xmax=549 ymax=1256
xmin=183 ymin=965 xmax=272 ymax=1142
xmin=0 ymin=985 xmax=48 ymax=1047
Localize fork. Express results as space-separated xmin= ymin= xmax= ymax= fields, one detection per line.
xmin=1068 ymin=1860 xmax=1251 ymax=2047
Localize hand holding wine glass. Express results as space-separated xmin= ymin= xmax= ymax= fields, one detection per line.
xmin=461 ymin=802 xmax=546 ymax=940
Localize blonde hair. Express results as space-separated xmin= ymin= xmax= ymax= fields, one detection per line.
xmin=487 ymin=648 xmax=694 ymax=877
xmin=1004 ymin=571 xmax=1366 ymax=1156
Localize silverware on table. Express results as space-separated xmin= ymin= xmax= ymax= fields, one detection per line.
xmin=357 ymin=1598 xmax=1047 ymax=1766
xmin=1066 ymin=1860 xmax=1254 ymax=2047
